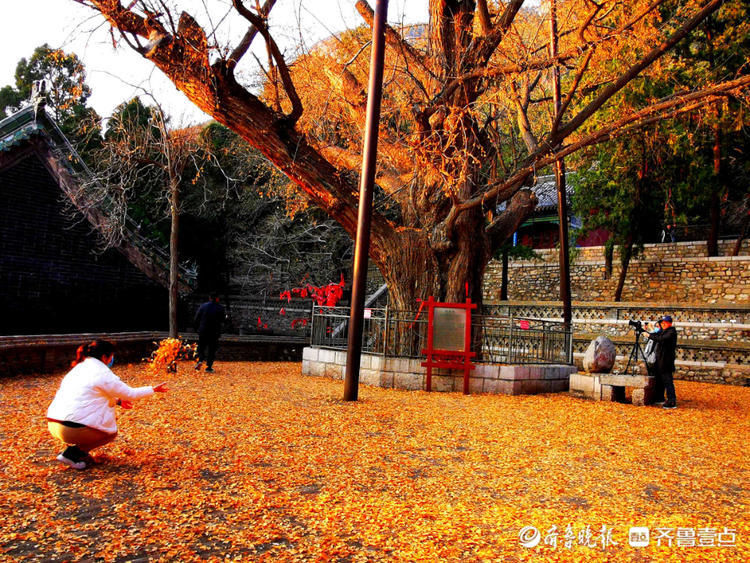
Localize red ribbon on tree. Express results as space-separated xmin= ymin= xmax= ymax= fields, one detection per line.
xmin=280 ymin=274 xmax=346 ymax=327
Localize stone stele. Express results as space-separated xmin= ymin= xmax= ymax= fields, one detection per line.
xmin=583 ymin=336 xmax=616 ymax=373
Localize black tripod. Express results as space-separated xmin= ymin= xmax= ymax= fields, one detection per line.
xmin=623 ymin=329 xmax=647 ymax=376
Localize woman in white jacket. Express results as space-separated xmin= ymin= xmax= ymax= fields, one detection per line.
xmin=47 ymin=340 xmax=168 ymax=469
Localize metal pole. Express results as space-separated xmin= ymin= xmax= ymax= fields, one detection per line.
xmin=310 ymin=304 xmax=316 ymax=347
xmin=383 ymin=305 xmax=389 ymax=357
xmin=500 ymin=246 xmax=509 ymax=301
xmin=344 ymin=0 xmax=389 ymax=401
xmin=550 ymin=0 xmax=572 ymax=330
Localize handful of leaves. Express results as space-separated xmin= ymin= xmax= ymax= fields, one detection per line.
xmin=146 ymin=338 xmax=196 ymax=375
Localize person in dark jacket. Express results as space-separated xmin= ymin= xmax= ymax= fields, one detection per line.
xmin=645 ymin=315 xmax=678 ymax=409
xmin=194 ymin=293 xmax=226 ymax=373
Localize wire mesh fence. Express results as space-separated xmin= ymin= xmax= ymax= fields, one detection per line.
xmin=311 ymin=306 xmax=573 ymax=365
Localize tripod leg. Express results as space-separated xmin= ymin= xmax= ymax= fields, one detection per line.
xmin=634 ymin=341 xmax=647 ymax=376
xmin=624 ymin=333 xmax=649 ymax=376
xmin=624 ymin=340 xmax=638 ymax=375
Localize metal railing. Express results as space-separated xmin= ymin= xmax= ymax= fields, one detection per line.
xmin=500 ymin=318 xmax=573 ymax=365
xmin=311 ymin=306 xmax=573 ymax=365
xmin=223 ymin=299 xmax=313 ymax=338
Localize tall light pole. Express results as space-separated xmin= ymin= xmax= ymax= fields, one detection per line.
xmin=550 ymin=0 xmax=572 ymax=329
xmin=343 ymin=0 xmax=389 ymax=401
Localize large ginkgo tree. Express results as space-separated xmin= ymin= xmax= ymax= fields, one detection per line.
xmin=78 ymin=0 xmax=749 ymax=309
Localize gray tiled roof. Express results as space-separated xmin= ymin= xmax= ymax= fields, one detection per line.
xmin=0 ymin=106 xmax=47 ymax=152
xmin=0 ymin=103 xmax=197 ymax=289
xmin=527 ymin=174 xmax=574 ymax=212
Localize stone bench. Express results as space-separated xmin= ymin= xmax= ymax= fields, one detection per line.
xmin=570 ymin=373 xmax=656 ymax=406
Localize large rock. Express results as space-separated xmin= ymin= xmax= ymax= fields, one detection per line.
xmin=583 ymin=336 xmax=616 ymax=373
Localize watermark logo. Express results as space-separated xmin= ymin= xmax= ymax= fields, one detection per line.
xmin=629 ymin=527 xmax=650 ymax=547
xmin=520 ymin=524 xmax=737 ymax=551
xmin=519 ymin=524 xmax=618 ymax=550
xmin=519 ymin=526 xmax=541 ymax=548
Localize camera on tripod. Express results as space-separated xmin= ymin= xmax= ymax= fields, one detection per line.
xmin=628 ymin=319 xmax=645 ymax=333
xmin=623 ymin=319 xmax=649 ymax=375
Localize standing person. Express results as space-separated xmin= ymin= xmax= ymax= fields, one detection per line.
xmin=661 ymin=224 xmax=676 ymax=243
xmin=194 ymin=292 xmax=225 ymax=373
xmin=644 ymin=320 xmax=664 ymax=403
xmin=47 ymin=340 xmax=168 ymax=469
xmin=645 ymin=315 xmax=678 ymax=409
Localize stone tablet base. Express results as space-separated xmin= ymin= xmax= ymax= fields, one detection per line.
xmin=302 ymin=347 xmax=576 ymax=395
xmin=570 ymin=372 xmax=656 ymax=405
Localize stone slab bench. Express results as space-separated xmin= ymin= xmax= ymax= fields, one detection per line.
xmin=570 ymin=372 xmax=656 ymax=405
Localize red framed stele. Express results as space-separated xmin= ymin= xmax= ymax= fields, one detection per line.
xmin=420 ymin=297 xmax=477 ymax=394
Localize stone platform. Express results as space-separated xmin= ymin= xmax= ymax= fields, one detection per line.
xmin=570 ymin=372 xmax=656 ymax=405
xmin=302 ymin=347 xmax=576 ymax=395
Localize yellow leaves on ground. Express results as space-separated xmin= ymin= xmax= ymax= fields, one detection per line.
xmin=146 ymin=338 xmax=196 ymax=376
xmin=0 ymin=362 xmax=747 ymax=561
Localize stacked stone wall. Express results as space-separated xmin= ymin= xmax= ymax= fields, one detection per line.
xmin=484 ymin=240 xmax=749 ymax=304
xmin=483 ymin=302 xmax=748 ymax=385
xmin=0 ymin=333 xmax=304 ymax=377
xmin=0 ymin=333 xmax=162 ymax=377
xmin=302 ymin=348 xmax=576 ymax=395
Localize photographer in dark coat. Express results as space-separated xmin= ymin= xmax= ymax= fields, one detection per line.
xmin=645 ymin=315 xmax=678 ymax=409
xmin=194 ymin=293 xmax=226 ymax=373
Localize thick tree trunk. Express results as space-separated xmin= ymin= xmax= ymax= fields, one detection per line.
xmin=374 ymin=208 xmax=492 ymax=310
xmin=733 ymin=214 xmax=749 ymax=256
xmin=614 ymin=234 xmax=634 ymax=302
xmin=441 ymin=210 xmax=492 ymax=307
xmin=500 ymin=247 xmax=509 ymax=301
xmin=707 ymin=118 xmax=721 ymax=256
xmin=604 ymin=241 xmax=614 ymax=280
xmin=169 ymin=179 xmax=179 ymax=338
xmin=373 ymin=219 xmax=492 ymax=361
xmin=615 ymin=146 xmax=646 ymax=301
xmin=376 ymin=232 xmax=439 ymax=310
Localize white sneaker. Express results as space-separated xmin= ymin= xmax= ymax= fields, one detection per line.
xmin=56 ymin=453 xmax=86 ymax=470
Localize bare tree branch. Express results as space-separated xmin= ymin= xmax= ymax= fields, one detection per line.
xmin=88 ymin=0 xmax=395 ymax=249
xmin=471 ymin=0 xmax=525 ymax=65
xmin=510 ymin=79 xmax=539 ymax=153
xmin=355 ymin=0 xmax=434 ymax=86
xmin=552 ymin=50 xmax=593 ymax=135
xmin=232 ymin=0 xmax=302 ymax=124
xmin=486 ymin=188 xmax=538 ymax=246
xmin=460 ymin=74 xmax=750 ymax=215
xmin=476 ymin=0 xmax=492 ymax=36
xmin=227 ymin=0 xmax=277 ymax=71
xmin=554 ymin=0 xmax=726 ymax=143
xmin=439 ymin=0 xmax=671 ymax=100
xmin=578 ymin=0 xmax=603 ymax=42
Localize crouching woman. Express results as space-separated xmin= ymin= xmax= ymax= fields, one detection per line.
xmin=47 ymin=339 xmax=168 ymax=469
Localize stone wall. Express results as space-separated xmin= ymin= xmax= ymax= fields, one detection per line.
xmin=0 ymin=333 xmax=305 ymax=377
xmin=0 ymin=333 xmax=162 ymax=377
xmin=483 ymin=302 xmax=749 ymax=386
xmin=571 ymin=343 xmax=749 ymax=387
xmin=485 ymin=302 xmax=749 ymax=341
xmin=213 ymin=337 xmax=304 ymax=363
xmin=484 ymin=239 xmax=750 ymax=304
xmin=302 ymin=347 xmax=576 ymax=395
